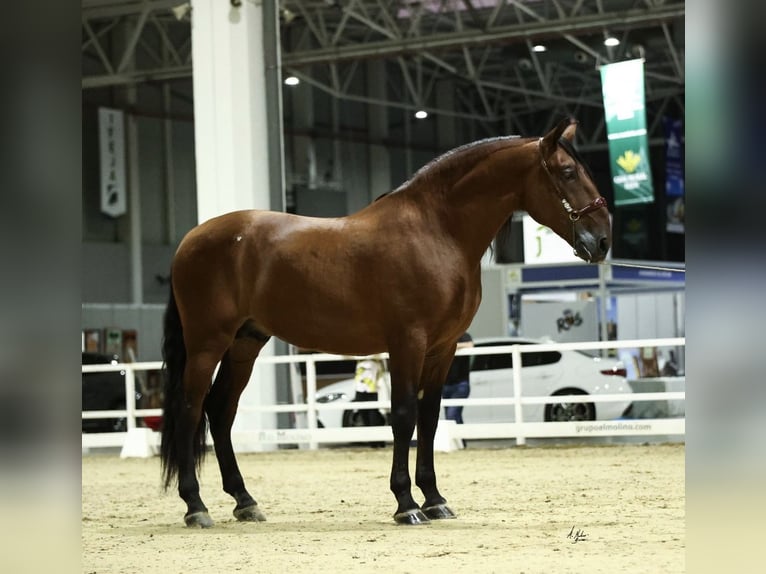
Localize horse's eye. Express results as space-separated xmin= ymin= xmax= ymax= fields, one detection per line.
xmin=561 ymin=167 xmax=577 ymax=181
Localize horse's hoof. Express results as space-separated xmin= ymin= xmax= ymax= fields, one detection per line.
xmin=184 ymin=511 xmax=214 ymax=528
xmin=233 ymin=504 xmax=267 ymax=522
xmin=422 ymin=503 xmax=457 ymax=520
xmin=394 ymin=508 xmax=431 ymax=525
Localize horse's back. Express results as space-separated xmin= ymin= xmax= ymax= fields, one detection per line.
xmin=170 ymin=209 xmax=383 ymax=349
xmin=170 ymin=206 xmax=478 ymax=355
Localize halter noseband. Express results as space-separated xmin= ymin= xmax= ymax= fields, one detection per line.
xmin=537 ymin=138 xmax=607 ymax=222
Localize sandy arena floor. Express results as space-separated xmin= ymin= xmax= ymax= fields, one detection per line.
xmin=82 ymin=443 xmax=684 ymax=573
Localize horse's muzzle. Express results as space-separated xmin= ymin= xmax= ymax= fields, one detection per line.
xmin=574 ymin=234 xmax=610 ymax=263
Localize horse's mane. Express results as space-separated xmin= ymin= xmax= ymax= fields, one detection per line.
xmin=391 ymin=135 xmax=528 ymax=194
xmin=558 ymin=136 xmax=595 ymax=181
xmin=381 ymin=133 xmax=592 ymax=264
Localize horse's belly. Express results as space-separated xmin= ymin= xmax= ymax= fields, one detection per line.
xmin=268 ymin=316 xmax=386 ymax=356
xmin=253 ymin=290 xmax=387 ymax=355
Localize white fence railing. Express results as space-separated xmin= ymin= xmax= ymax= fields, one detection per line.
xmin=82 ymin=338 xmax=685 ymax=451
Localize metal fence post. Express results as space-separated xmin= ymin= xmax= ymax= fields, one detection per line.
xmin=124 ymin=365 xmax=137 ymax=431
xmin=305 ymin=358 xmax=318 ymax=450
xmin=511 ymin=345 xmax=525 ymax=446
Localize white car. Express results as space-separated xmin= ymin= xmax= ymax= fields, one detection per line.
xmin=314 ymin=338 xmax=632 ymax=428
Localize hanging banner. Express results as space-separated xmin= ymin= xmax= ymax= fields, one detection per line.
xmin=98 ymin=107 xmax=127 ymax=218
xmin=599 ymin=59 xmax=654 ymax=206
xmin=663 ymin=116 xmax=685 ymax=233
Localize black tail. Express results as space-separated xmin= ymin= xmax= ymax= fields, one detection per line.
xmin=160 ymin=278 xmax=208 ymax=490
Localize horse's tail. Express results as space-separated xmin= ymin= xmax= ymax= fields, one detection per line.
xmin=160 ymin=277 xmax=208 ymax=490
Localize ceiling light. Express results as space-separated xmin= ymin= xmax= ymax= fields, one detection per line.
xmin=532 ymin=44 xmax=547 ymax=53
xmin=284 ymin=76 xmax=300 ymax=86
xmin=171 ymin=3 xmax=191 ymax=21
xmin=414 ymin=110 xmax=428 ymax=119
xmin=603 ymin=36 xmax=620 ymax=47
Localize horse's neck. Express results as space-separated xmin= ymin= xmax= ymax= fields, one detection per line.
xmin=444 ymin=143 xmax=534 ymax=262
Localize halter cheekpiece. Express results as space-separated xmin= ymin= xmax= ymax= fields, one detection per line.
xmin=537 ymin=137 xmax=607 ymax=222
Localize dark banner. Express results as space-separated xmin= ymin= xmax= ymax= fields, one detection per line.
xmin=663 ymin=117 xmax=685 ymax=233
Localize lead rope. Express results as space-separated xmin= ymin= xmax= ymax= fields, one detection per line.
xmin=600 ymin=261 xmax=686 ymax=273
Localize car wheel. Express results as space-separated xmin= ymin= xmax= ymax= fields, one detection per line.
xmin=110 ymin=401 xmax=128 ymax=432
xmin=342 ymin=409 xmax=366 ymax=428
xmin=544 ymin=389 xmax=595 ymax=422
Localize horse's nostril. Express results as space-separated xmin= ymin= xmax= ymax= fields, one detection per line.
xmin=598 ymin=237 xmax=609 ymax=255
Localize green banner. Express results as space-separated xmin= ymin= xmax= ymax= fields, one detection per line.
xmin=600 ymin=59 xmax=654 ymax=206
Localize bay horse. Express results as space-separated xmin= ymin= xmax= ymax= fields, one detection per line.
xmin=160 ymin=118 xmax=611 ymax=528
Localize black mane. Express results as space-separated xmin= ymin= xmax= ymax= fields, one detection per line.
xmin=379 ymin=133 xmax=593 ymax=264
xmin=558 ymin=136 xmax=595 ymax=181
xmin=393 ymin=135 xmax=526 ymax=193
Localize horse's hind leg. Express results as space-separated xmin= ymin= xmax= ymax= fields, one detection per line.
xmin=177 ymin=348 xmax=227 ymax=528
xmin=205 ymin=335 xmax=269 ymax=522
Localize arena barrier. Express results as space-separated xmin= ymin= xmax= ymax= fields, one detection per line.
xmin=81 ymin=337 xmax=685 ymax=455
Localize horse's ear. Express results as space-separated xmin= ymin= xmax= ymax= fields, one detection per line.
xmin=540 ymin=117 xmax=575 ymax=157
xmin=561 ymin=118 xmax=578 ymax=141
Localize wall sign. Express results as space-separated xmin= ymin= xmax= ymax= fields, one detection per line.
xmin=522 ymin=215 xmax=581 ymax=264
xmin=98 ymin=107 xmax=127 ymax=218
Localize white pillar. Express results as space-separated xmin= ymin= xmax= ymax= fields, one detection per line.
xmin=192 ymin=0 xmax=273 ymax=218
xmin=191 ymin=0 xmax=281 ymax=451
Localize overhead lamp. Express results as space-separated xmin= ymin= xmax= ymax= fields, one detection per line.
xmin=284 ymin=76 xmax=300 ymax=86
xmin=532 ymin=44 xmax=547 ymax=53
xmin=282 ymin=8 xmax=296 ymax=25
xmin=603 ymin=36 xmax=620 ymax=47
xmin=171 ymin=2 xmax=191 ymax=21
xmin=414 ymin=110 xmax=428 ymax=119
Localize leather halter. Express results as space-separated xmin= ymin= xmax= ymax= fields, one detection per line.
xmin=538 ymin=138 xmax=607 ymax=222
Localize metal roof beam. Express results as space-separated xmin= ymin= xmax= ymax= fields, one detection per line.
xmin=282 ymin=4 xmax=684 ymax=67
xmin=82 ymin=65 xmax=192 ymax=89
xmin=82 ymin=0 xmax=183 ymax=20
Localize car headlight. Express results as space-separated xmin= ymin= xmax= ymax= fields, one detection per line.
xmin=316 ymin=392 xmax=347 ymax=404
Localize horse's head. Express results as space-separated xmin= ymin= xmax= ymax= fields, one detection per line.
xmin=526 ymin=118 xmax=611 ymax=263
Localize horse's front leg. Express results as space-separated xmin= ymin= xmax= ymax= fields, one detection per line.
xmin=387 ymin=349 xmax=429 ymax=525
xmin=415 ymin=383 xmax=456 ymax=520
xmin=389 ymin=391 xmax=429 ymax=524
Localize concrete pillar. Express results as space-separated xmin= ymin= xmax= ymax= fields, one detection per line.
xmin=366 ymin=60 xmax=391 ymax=207
xmin=435 ymin=79 xmax=457 ymax=149
xmin=115 ymin=20 xmax=143 ymax=304
xmin=191 ymin=0 xmax=284 ymax=450
xmin=289 ymin=61 xmax=316 ymax=191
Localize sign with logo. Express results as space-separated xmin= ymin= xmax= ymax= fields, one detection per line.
xmin=522 ymin=215 xmax=581 ymax=264
xmin=520 ymin=299 xmax=598 ymax=343
xmin=599 ymin=59 xmax=654 ymax=206
xmin=98 ymin=107 xmax=127 ymax=217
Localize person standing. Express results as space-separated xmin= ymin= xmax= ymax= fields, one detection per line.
xmin=442 ymin=332 xmax=474 ymax=424
xmin=353 ymin=356 xmax=387 ymax=427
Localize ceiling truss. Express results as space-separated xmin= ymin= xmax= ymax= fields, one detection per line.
xmin=82 ymin=0 xmax=684 ymax=141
